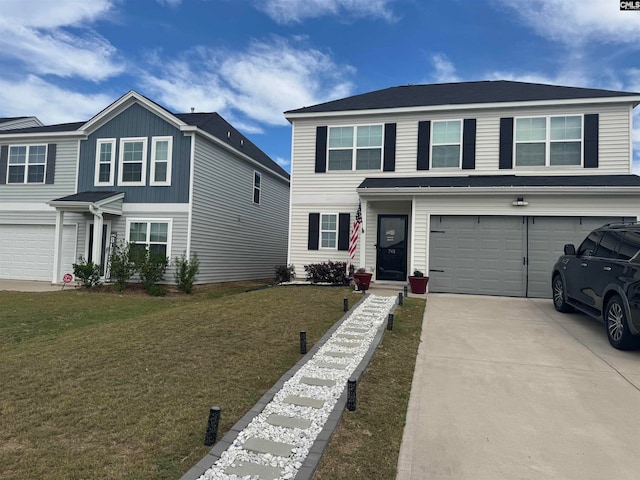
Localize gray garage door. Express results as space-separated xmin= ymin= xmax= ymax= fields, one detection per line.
xmin=429 ymin=216 xmax=630 ymax=298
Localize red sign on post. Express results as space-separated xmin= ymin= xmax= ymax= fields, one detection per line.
xmin=62 ymin=273 xmax=73 ymax=284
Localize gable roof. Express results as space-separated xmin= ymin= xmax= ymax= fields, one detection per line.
xmin=286 ymin=80 xmax=640 ymax=115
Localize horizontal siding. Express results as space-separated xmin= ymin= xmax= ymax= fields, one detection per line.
xmin=190 ymin=136 xmax=289 ymax=283
xmin=290 ymin=102 xmax=634 ymax=198
xmin=0 ymin=139 xmax=78 ymax=203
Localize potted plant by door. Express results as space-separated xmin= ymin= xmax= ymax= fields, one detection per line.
xmin=353 ymin=267 xmax=373 ymax=291
xmin=408 ymin=270 xmax=429 ymax=294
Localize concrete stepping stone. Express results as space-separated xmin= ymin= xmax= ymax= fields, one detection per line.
xmin=315 ymin=361 xmax=348 ymax=370
xmin=225 ymin=461 xmax=283 ymax=480
xmin=283 ymin=395 xmax=325 ymax=409
xmin=333 ymin=341 xmax=362 ymax=348
xmin=266 ymin=413 xmax=313 ymax=429
xmin=323 ymin=351 xmax=354 ymax=358
xmin=300 ymin=376 xmax=337 ymax=387
xmin=244 ymin=436 xmax=296 ymax=457
xmin=335 ymin=333 xmax=365 ymax=340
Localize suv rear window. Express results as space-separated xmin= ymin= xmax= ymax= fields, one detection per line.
xmin=594 ymin=231 xmax=622 ymax=259
xmin=617 ymin=230 xmax=640 ymax=261
xmin=578 ymin=231 xmax=601 ymax=256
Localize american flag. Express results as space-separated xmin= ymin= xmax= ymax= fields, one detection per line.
xmin=348 ymin=201 xmax=362 ymax=260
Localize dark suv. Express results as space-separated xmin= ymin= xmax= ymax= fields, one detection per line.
xmin=552 ymin=222 xmax=640 ymax=350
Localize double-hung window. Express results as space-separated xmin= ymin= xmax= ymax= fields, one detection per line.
xmin=320 ymin=213 xmax=337 ymax=248
xmin=253 ymin=171 xmax=261 ymax=204
xmin=7 ymin=145 xmax=46 ymax=184
xmin=431 ymin=120 xmax=462 ymax=168
xmin=328 ymin=125 xmax=383 ymax=171
xmin=94 ymin=139 xmax=115 ymax=186
xmin=515 ymin=115 xmax=582 ymax=167
xmin=127 ymin=219 xmax=171 ymax=259
xmin=118 ymin=137 xmax=147 ymax=186
xmin=150 ymin=136 xmax=172 ymax=186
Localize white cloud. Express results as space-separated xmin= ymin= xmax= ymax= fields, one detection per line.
xmin=156 ymin=0 xmax=182 ymax=6
xmin=140 ymin=38 xmax=355 ymax=126
xmin=429 ymin=53 xmax=461 ymax=83
xmin=497 ymin=0 xmax=640 ymax=46
xmin=275 ymin=156 xmax=291 ymax=170
xmin=258 ymin=0 xmax=396 ymax=24
xmin=0 ymin=0 xmax=122 ymax=81
xmin=0 ymin=76 xmax=114 ymax=124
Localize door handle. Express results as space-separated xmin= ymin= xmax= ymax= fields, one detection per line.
xmin=580 ymin=263 xmax=588 ymax=267
xmin=603 ymin=266 xmax=612 ymax=271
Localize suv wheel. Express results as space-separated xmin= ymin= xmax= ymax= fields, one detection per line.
xmin=552 ymin=274 xmax=573 ymax=313
xmin=605 ymin=295 xmax=636 ymax=350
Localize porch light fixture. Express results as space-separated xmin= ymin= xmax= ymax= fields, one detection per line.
xmin=512 ymin=197 xmax=528 ymax=207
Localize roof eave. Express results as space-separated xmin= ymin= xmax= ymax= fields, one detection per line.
xmin=0 ymin=130 xmax=87 ymax=140
xmin=285 ymin=95 xmax=640 ymax=120
xmin=356 ymin=186 xmax=640 ymax=196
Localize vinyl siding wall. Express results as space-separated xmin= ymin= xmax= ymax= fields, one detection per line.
xmin=190 ymin=135 xmax=289 ymax=283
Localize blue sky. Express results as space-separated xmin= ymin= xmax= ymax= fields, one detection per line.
xmin=1 ymin=0 xmax=640 ymax=173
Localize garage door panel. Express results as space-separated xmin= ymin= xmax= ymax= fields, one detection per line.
xmin=0 ymin=225 xmax=76 ymax=281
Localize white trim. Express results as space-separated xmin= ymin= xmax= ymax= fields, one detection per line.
xmin=410 ymin=197 xmax=417 ymax=275
xmin=320 ymin=212 xmax=338 ymax=249
xmin=286 ymin=123 xmax=296 ymax=264
xmin=357 ymin=185 xmax=640 ymax=196
xmin=94 ymin=138 xmax=116 ymax=186
xmin=118 ymin=137 xmax=148 ymax=186
xmin=285 ymin=95 xmax=640 ymax=120
xmin=327 ymin=124 xmax=384 ymax=172
xmin=6 ymin=144 xmax=47 ymax=184
xmin=186 ymin=133 xmax=196 ymax=257
xmin=75 ymin=139 xmax=81 ymax=193
xmin=150 ymin=136 xmax=173 ymax=186
xmin=122 ymin=203 xmax=189 ymax=213
xmin=125 ymin=217 xmax=173 ymax=259
xmin=430 ymin=119 xmax=463 ymax=169
xmin=629 ymin=105 xmax=634 ymax=174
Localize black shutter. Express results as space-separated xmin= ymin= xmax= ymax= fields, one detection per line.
xmin=462 ymin=118 xmax=476 ymax=170
xmin=45 ymin=143 xmax=56 ymax=184
xmin=315 ymin=126 xmax=327 ymax=173
xmin=499 ymin=117 xmax=514 ymax=169
xmin=0 ymin=145 xmax=7 ymax=185
xmin=308 ymin=213 xmax=320 ymax=250
xmin=383 ymin=123 xmax=396 ymax=171
xmin=584 ymin=114 xmax=599 ymax=169
xmin=417 ymin=120 xmax=431 ymax=170
xmin=338 ymin=213 xmax=350 ymax=250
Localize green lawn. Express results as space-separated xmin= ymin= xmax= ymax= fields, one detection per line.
xmin=0 ymin=283 xmax=362 ymax=480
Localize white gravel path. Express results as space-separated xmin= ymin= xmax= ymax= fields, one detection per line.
xmin=197 ymin=294 xmax=397 ymax=480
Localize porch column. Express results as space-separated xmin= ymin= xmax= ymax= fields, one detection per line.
xmin=91 ymin=209 xmax=104 ymax=269
xmin=360 ymin=199 xmax=367 ymax=273
xmin=52 ymin=210 xmax=64 ymax=283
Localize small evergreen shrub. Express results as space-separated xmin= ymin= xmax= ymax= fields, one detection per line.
xmin=72 ymin=257 xmax=102 ymax=288
xmin=275 ymin=264 xmax=295 ymax=283
xmin=134 ymin=250 xmax=169 ymax=294
xmin=174 ymin=252 xmax=200 ymax=294
xmin=109 ymin=242 xmax=135 ymax=291
xmin=304 ymin=261 xmax=349 ymax=285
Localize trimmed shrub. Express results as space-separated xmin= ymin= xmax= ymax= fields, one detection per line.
xmin=108 ymin=242 xmax=135 ymax=291
xmin=304 ymin=261 xmax=349 ymax=285
xmin=275 ymin=264 xmax=295 ymax=283
xmin=72 ymin=257 xmax=102 ymax=288
xmin=174 ymin=252 xmax=200 ymax=294
xmin=133 ymin=250 xmax=169 ymax=295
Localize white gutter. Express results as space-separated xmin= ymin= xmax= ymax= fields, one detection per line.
xmin=356 ymin=186 xmax=640 ymax=196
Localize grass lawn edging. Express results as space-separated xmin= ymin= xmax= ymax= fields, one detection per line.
xmin=180 ymin=293 xmax=397 ymax=480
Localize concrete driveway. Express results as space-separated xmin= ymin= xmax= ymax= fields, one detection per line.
xmin=0 ymin=279 xmax=64 ymax=292
xmin=397 ymin=294 xmax=640 ymax=480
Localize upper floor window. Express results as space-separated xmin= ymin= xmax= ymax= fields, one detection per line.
xmin=7 ymin=145 xmax=46 ymax=184
xmin=95 ymin=139 xmax=115 ymax=186
xmin=328 ymin=125 xmax=382 ymax=171
xmin=431 ymin=120 xmax=462 ymax=168
xmin=150 ymin=136 xmax=172 ymax=186
xmin=320 ymin=213 xmax=337 ymax=248
xmin=118 ymin=137 xmax=147 ymax=186
xmin=253 ymin=171 xmax=261 ymax=204
xmin=515 ymin=115 xmax=582 ymax=167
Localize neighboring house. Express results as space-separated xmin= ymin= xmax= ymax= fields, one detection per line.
xmin=284 ymin=80 xmax=640 ymax=298
xmin=0 ymin=116 xmax=43 ymax=131
xmin=0 ymin=91 xmax=290 ymax=284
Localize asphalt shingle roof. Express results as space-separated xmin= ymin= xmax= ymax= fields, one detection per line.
xmin=52 ymin=191 xmax=122 ymax=203
xmin=286 ymin=80 xmax=640 ymax=114
xmin=357 ymin=174 xmax=640 ymax=190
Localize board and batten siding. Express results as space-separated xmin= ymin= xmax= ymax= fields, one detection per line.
xmin=0 ymin=138 xmax=78 ymax=204
xmin=190 ymin=136 xmax=289 ymax=283
xmin=77 ymin=103 xmax=191 ymax=203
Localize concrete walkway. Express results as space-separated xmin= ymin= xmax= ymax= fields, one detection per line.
xmin=0 ymin=279 xmax=65 ymax=292
xmin=397 ymin=294 xmax=640 ymax=480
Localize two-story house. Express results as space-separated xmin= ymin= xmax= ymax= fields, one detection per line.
xmin=285 ymin=80 xmax=640 ymax=298
xmin=0 ymin=91 xmax=290 ymax=284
